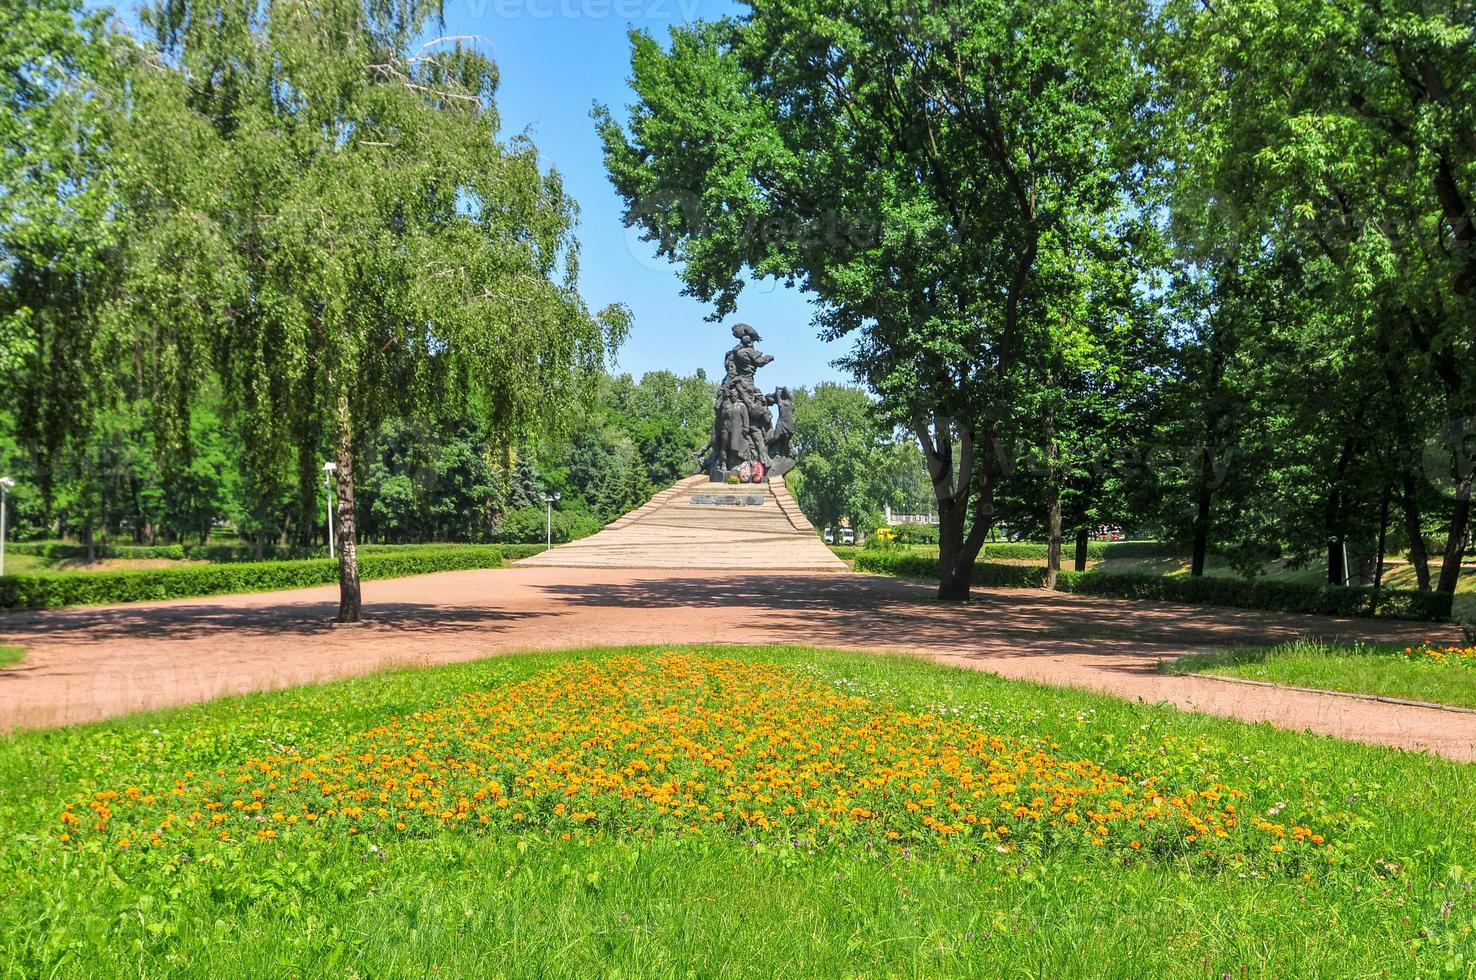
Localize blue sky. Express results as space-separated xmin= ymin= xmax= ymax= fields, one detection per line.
xmin=97 ymin=0 xmax=852 ymax=392
xmin=443 ymin=0 xmax=850 ymax=390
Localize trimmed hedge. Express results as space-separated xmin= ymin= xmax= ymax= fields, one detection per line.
xmin=7 ymin=541 xmax=191 ymax=560
xmin=0 ymin=546 xmax=507 ymax=611
xmin=854 ymin=552 xmax=1043 ymax=588
xmin=978 ymin=541 xmax=1109 ymax=561
xmin=494 ymin=543 xmax=550 ymax=561
xmin=1052 ymin=570 xmax=1452 ymax=621
xmin=891 ymin=524 xmax=940 ymax=545
xmin=852 ymin=552 xmax=1452 ymax=622
xmin=7 ymin=540 xmax=543 ymax=564
xmin=860 ymin=540 xmax=1184 ymax=562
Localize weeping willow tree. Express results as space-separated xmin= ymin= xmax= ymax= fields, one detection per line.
xmin=111 ymin=0 xmax=626 ymax=620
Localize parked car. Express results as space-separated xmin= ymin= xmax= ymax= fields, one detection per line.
xmin=840 ymin=528 xmax=856 ymax=545
xmin=823 ymin=528 xmax=835 ymax=544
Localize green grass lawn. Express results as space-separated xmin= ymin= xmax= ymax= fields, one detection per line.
xmin=2 ymin=645 xmax=1473 ymax=977
xmin=0 ymin=646 xmax=23 ymax=669
xmin=0 ymin=553 xmax=51 ymax=575
xmin=1168 ymin=639 xmax=1476 ymax=709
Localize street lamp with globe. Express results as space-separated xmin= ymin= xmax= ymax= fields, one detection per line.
xmin=322 ymin=462 xmax=339 ymax=558
xmin=539 ymin=492 xmax=561 ymax=550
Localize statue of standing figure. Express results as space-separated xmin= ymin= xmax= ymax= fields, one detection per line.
xmin=766 ymin=386 xmax=795 ymax=463
xmin=695 ymin=324 xmax=798 ymax=482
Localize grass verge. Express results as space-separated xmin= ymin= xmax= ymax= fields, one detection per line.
xmin=1 ymin=644 xmax=1473 ymax=976
xmin=1166 ymin=638 xmax=1476 ymax=709
xmin=0 ymin=645 xmax=23 ymax=669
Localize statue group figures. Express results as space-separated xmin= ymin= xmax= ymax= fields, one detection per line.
xmin=697 ymin=324 xmax=797 ymax=482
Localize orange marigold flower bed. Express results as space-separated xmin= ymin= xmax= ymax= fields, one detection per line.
xmin=1403 ymin=643 xmax=1476 ymax=667
xmin=61 ymin=654 xmax=1326 ymax=861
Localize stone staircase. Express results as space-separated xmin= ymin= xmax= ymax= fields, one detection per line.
xmin=515 ymin=475 xmax=846 ymax=571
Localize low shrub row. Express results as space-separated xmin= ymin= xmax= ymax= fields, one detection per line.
xmin=6 ymin=540 xmax=554 ymax=564
xmin=6 ymin=541 xmax=192 ymax=560
xmin=861 ymin=539 xmax=1187 ymax=562
xmin=495 ymin=507 xmax=602 ymax=545
xmin=852 ymin=552 xmax=1452 ymax=622
xmin=1052 ymin=569 xmax=1452 ymax=622
xmin=494 ymin=543 xmax=550 ymax=561
xmin=0 ymin=546 xmax=509 ymax=611
xmin=977 ymin=541 xmax=1110 ymax=561
xmin=889 ymin=524 xmax=940 ymax=545
xmin=854 ymin=552 xmax=1046 ymax=589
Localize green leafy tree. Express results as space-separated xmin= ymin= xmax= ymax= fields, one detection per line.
xmin=119 ymin=0 xmax=626 ymax=619
xmin=786 ymin=384 xmax=890 ymax=534
xmin=598 ymin=0 xmax=1148 ymax=598
xmin=1156 ymin=0 xmax=1475 ymax=592
xmin=566 ymin=428 xmax=653 ymax=522
xmin=618 ymin=370 xmax=717 ymax=486
xmin=1 ymin=0 xmax=122 ymax=531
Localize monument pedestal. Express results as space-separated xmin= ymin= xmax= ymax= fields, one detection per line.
xmin=515 ymin=475 xmax=842 ymax=570
xmin=705 ymin=456 xmax=794 ymax=485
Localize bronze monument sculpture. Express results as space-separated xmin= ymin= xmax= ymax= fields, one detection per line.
xmin=697 ymin=324 xmax=797 ymax=482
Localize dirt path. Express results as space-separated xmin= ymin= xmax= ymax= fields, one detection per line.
xmin=1 ymin=566 xmax=1471 ymax=760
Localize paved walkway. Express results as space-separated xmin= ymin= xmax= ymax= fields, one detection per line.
xmin=0 ymin=565 xmax=1471 ymax=761
xmin=518 ymin=475 xmax=844 ymax=570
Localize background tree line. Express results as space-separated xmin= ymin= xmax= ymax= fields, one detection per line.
xmin=598 ymin=0 xmax=1476 ymax=600
xmin=0 ymin=367 xmax=726 ymax=550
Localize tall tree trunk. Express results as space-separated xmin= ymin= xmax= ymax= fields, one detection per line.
xmin=936 ymin=493 xmax=971 ymax=600
xmin=1372 ymin=484 xmax=1391 ymax=609
xmin=1380 ymin=346 xmax=1432 ymax=591
xmin=1401 ymin=474 xmax=1432 ymax=590
xmin=1327 ymin=536 xmax=1347 ymax=586
xmin=334 ymin=390 xmax=362 ymax=623
xmin=1045 ymin=494 xmax=1062 ymax=589
xmin=918 ymin=417 xmax=994 ymax=600
xmin=1044 ymin=407 xmax=1061 ymax=590
xmin=1073 ymin=526 xmax=1089 ymax=572
xmin=919 ymin=417 xmax=965 ymax=599
xmin=1323 ymin=432 xmax=1360 ymax=585
xmin=1437 ymin=469 xmax=1472 ymax=595
xmin=1190 ymin=450 xmax=1214 ymax=577
xmin=1328 ymin=540 xmax=1352 ymax=584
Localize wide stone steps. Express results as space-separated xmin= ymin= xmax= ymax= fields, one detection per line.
xmin=516 ymin=475 xmax=845 ymax=571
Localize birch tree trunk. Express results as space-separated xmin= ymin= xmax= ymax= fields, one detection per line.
xmin=334 ymin=389 xmax=362 ymax=623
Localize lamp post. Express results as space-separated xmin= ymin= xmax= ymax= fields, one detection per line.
xmin=540 ymin=492 xmax=561 ymax=550
xmin=0 ymin=477 xmax=12 ymax=576
xmin=322 ymin=462 xmax=339 ymax=558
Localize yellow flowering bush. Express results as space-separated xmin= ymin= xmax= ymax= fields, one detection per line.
xmin=59 ymin=654 xmax=1328 ymax=864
